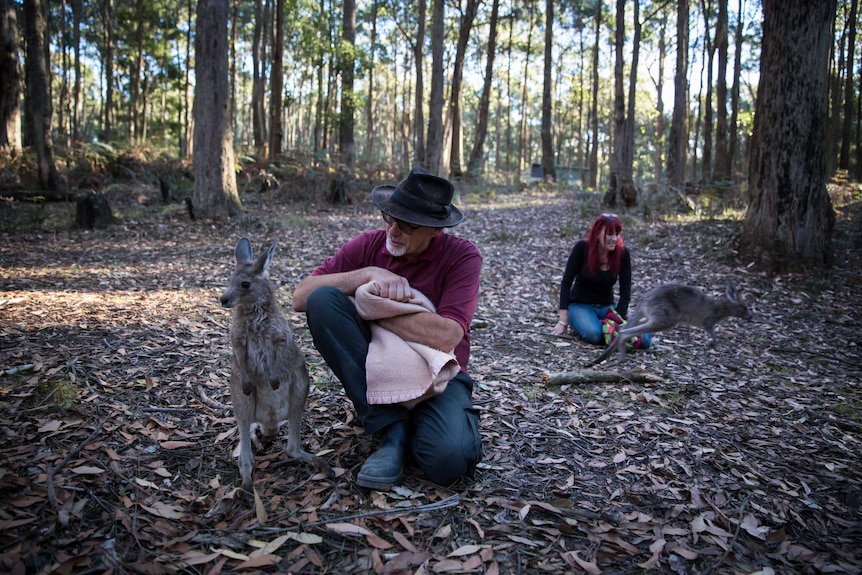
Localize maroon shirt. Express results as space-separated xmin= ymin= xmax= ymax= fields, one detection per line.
xmin=312 ymin=229 xmax=482 ymax=372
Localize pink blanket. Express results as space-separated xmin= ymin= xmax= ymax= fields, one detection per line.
xmin=353 ymin=282 xmax=460 ymax=409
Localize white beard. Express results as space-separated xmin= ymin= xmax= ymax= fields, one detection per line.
xmin=386 ymin=236 xmax=407 ymax=257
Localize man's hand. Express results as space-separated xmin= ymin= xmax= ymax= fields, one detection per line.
xmin=366 ymin=268 xmax=414 ymax=302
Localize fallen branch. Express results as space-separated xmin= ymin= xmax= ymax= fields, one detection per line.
xmin=542 ymin=369 xmax=664 ymax=387
xmin=198 ymin=386 xmax=230 ymax=410
xmin=47 ymin=414 xmax=110 ymax=509
xmin=261 ymin=494 xmax=462 ymax=536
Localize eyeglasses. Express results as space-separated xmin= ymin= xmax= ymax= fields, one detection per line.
xmin=382 ymin=213 xmax=420 ymax=235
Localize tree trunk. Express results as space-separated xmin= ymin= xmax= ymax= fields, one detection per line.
xmin=714 ymin=0 xmax=730 ymax=180
xmin=839 ymin=0 xmax=858 ymax=170
xmin=728 ymin=0 xmax=744 ymax=177
xmin=413 ymin=0 xmax=427 ymax=167
xmin=667 ymin=0 xmax=689 ymax=188
xmin=588 ymin=0 xmax=601 ymax=189
xmin=608 ymin=0 xmax=626 ymax=201
xmin=130 ymin=0 xmax=144 ymax=142
xmin=654 ymin=12 xmax=666 ymax=184
xmin=102 ymin=0 xmax=114 ymax=140
xmin=269 ymin=0 xmax=284 ymax=159
xmin=426 ymin=0 xmax=445 ymax=173
xmin=365 ymin=0 xmax=377 ymax=159
xmin=740 ymin=0 xmax=836 ymax=272
xmin=23 ymin=0 xmax=57 ymax=190
xmin=332 ymin=0 xmax=355 ymax=203
xmin=193 ymin=0 xmax=241 ymax=219
xmin=0 ymin=0 xmax=21 ymax=152
xmin=467 ymin=0 xmax=500 ymax=179
xmin=540 ymin=0 xmax=555 ymax=183
xmin=252 ymin=0 xmax=267 ymax=155
xmin=518 ymin=2 xmax=536 ymax=175
xmin=447 ymin=0 xmax=480 ymax=179
xmin=700 ymin=0 xmax=714 ymax=182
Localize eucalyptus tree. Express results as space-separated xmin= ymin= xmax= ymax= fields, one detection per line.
xmin=666 ymin=0 xmax=688 ymax=188
xmin=740 ymin=0 xmax=836 ymax=271
xmin=23 ymin=0 xmax=58 ymax=190
xmin=193 ymin=0 xmax=241 ymax=218
xmin=0 ymin=0 xmax=21 ymax=152
xmin=466 ymin=0 xmax=500 ymax=178
xmin=539 ymin=0 xmax=555 ymax=182
xmin=446 ymin=0 xmax=481 ymax=179
xmin=426 ymin=0 xmax=445 ymax=172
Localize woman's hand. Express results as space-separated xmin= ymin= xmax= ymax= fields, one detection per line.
xmin=552 ymin=320 xmax=568 ymax=336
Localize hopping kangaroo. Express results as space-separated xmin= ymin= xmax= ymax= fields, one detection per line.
xmin=220 ymin=238 xmax=331 ymax=492
xmin=589 ymin=282 xmax=753 ymax=366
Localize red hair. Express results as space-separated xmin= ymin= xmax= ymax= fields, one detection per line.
xmin=585 ymin=213 xmax=624 ymax=275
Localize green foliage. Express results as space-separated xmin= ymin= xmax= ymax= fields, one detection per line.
xmin=32 ymin=379 xmax=78 ymax=410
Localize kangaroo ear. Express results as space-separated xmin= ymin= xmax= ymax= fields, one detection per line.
xmin=725 ymin=282 xmax=738 ymax=301
xmin=235 ymin=238 xmax=253 ymax=264
xmin=256 ymin=240 xmax=277 ymax=274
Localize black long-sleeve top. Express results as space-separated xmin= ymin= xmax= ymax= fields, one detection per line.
xmin=558 ymin=240 xmax=632 ymax=317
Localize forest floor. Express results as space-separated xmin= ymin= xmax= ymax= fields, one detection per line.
xmin=1 ymin=180 xmax=860 ymax=575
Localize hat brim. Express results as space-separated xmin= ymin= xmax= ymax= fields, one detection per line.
xmin=371 ymin=184 xmax=464 ymax=228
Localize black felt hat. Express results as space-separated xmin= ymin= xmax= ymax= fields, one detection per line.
xmin=371 ymin=166 xmax=464 ymax=228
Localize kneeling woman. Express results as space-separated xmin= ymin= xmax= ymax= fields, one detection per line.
xmin=552 ymin=213 xmax=652 ymax=350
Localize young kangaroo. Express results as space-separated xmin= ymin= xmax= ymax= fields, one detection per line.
xmin=588 ymin=282 xmax=753 ymax=366
xmin=220 ymin=238 xmax=331 ymax=493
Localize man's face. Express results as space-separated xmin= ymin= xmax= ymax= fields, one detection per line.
xmin=382 ymin=213 xmax=442 ymax=258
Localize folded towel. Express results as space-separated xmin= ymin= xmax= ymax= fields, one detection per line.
xmin=353 ymin=281 xmax=460 ymax=409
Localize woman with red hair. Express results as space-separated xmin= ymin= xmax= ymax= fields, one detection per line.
xmin=552 ymin=213 xmax=652 ymax=350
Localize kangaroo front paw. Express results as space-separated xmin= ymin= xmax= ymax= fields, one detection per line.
xmin=242 ymin=380 xmax=254 ymax=395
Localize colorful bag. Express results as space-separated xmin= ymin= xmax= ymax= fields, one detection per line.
xmin=601 ymin=307 xmax=644 ymax=351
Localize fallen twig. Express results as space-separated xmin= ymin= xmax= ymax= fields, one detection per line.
xmin=543 ymin=369 xmax=664 ymax=387
xmin=198 ymin=386 xmax=230 ymax=410
xmin=47 ymin=414 xmax=110 ymax=509
xmin=699 ymin=496 xmax=751 ymax=575
xmin=261 ymin=494 xmax=462 ymax=535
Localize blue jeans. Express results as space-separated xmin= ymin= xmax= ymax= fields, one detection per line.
xmin=567 ymin=303 xmax=652 ymax=348
xmin=305 ymin=286 xmax=483 ymax=486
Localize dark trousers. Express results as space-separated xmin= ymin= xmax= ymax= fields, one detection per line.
xmin=305 ymin=286 xmax=483 ymax=485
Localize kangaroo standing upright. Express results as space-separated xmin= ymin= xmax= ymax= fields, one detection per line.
xmin=220 ymin=238 xmax=331 ymax=493
xmin=589 ymin=282 xmax=754 ymax=366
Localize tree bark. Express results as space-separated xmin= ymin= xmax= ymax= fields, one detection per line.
xmin=193 ymin=0 xmax=241 ymax=219
xmin=446 ymin=0 xmax=480 ymax=179
xmin=426 ymin=0 xmax=445 ymax=173
xmin=467 ymin=0 xmax=500 ymax=179
xmin=667 ymin=0 xmax=689 ymax=188
xmin=413 ymin=0 xmax=427 ymax=167
xmin=269 ymin=0 xmax=284 ymax=159
xmin=839 ymin=0 xmax=858 ymax=171
xmin=252 ymin=0 xmax=267 ymax=155
xmin=740 ymin=0 xmax=836 ymax=272
xmin=0 ymin=0 xmax=21 ymax=152
xmin=700 ymin=0 xmax=714 ymax=181
xmin=714 ymin=0 xmax=730 ymax=180
xmin=23 ymin=0 xmax=57 ymax=190
xmin=654 ymin=12 xmax=666 ymax=184
xmin=588 ymin=0 xmax=602 ymax=189
xmin=331 ymin=0 xmax=355 ymax=203
xmin=540 ymin=0 xmax=555 ymax=183
xmin=728 ymin=0 xmax=744 ymax=177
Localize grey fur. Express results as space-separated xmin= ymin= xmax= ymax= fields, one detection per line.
xmin=588 ymin=282 xmax=754 ymax=366
xmin=220 ymin=238 xmax=331 ymax=492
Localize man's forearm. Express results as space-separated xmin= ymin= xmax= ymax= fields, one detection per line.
xmin=378 ymin=312 xmax=464 ymax=352
xmin=292 ymin=269 xmax=372 ymax=311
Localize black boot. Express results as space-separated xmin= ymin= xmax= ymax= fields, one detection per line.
xmin=357 ymin=421 xmax=409 ymax=489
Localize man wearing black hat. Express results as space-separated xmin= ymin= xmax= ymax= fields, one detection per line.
xmin=292 ymin=167 xmax=483 ymax=489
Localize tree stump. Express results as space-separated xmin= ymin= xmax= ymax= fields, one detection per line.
xmin=75 ymin=192 xmax=115 ymax=229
